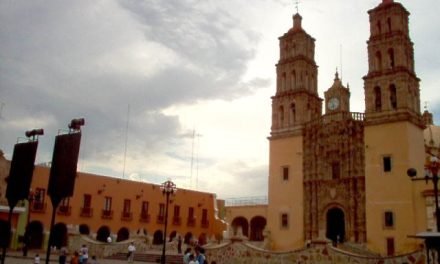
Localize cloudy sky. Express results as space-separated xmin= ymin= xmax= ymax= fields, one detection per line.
xmin=1 ymin=0 xmax=439 ymax=199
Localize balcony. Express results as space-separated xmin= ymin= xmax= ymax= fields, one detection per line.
xmin=156 ymin=215 xmax=165 ymax=224
xmin=201 ymin=219 xmax=209 ymax=228
xmin=101 ymin=209 xmax=113 ymax=219
xmin=30 ymin=202 xmax=46 ymax=213
xmin=121 ymin=211 xmax=133 ymax=221
xmin=187 ymin=217 xmax=196 ymax=227
xmin=172 ymin=216 xmax=181 ymax=226
xmin=80 ymin=207 xmax=93 ymax=217
xmin=139 ymin=213 xmax=150 ymax=223
xmin=57 ymin=205 xmax=71 ymax=216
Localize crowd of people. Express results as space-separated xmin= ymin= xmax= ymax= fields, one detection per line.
xmin=182 ymin=246 xmax=216 ymax=264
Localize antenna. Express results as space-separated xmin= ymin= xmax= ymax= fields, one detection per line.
xmin=295 ymin=0 xmax=300 ymax=13
xmin=122 ymin=104 xmax=130 ymax=179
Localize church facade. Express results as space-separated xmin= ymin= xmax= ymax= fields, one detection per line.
xmin=265 ymin=0 xmax=431 ymax=255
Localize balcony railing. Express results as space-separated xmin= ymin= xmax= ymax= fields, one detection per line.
xmin=101 ymin=209 xmax=113 ymax=219
xmin=80 ymin=207 xmax=93 ymax=217
xmin=157 ymin=215 xmax=165 ymax=224
xmin=57 ymin=205 xmax=71 ymax=216
xmin=140 ymin=213 xmax=151 ymax=223
xmin=121 ymin=211 xmax=132 ymax=221
xmin=187 ymin=217 xmax=196 ymax=227
xmin=201 ymin=219 xmax=209 ymax=228
xmin=172 ymin=216 xmax=181 ymax=226
xmin=30 ymin=202 xmax=46 ymax=213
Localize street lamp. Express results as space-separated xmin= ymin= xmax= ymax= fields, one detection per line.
xmin=160 ymin=180 xmax=177 ymax=264
xmin=407 ymin=155 xmax=440 ymax=263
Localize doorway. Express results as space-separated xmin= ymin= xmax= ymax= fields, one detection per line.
xmin=326 ymin=207 xmax=345 ymax=244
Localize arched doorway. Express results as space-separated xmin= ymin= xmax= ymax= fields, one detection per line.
xmin=231 ymin=217 xmax=249 ymax=237
xmin=79 ymin=224 xmax=90 ymax=235
xmin=96 ymin=226 xmax=111 ymax=242
xmin=198 ymin=233 xmax=207 ymax=245
xmin=326 ymin=207 xmax=345 ymax=243
xmin=184 ymin=232 xmax=193 ymax=245
xmin=169 ymin=230 xmax=177 ymax=242
xmin=116 ymin=227 xmax=130 ymax=242
xmin=27 ymin=221 xmax=44 ymax=249
xmin=250 ymin=216 xmax=267 ymax=241
xmin=51 ymin=223 xmax=68 ymax=248
xmin=153 ymin=230 xmax=163 ymax=245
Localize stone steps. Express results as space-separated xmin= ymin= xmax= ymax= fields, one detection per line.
xmin=109 ymin=252 xmax=183 ymax=263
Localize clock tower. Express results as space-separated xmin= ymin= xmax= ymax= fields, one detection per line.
xmin=324 ymin=71 xmax=350 ymax=114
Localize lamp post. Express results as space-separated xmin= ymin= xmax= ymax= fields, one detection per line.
xmin=407 ymin=155 xmax=440 ymax=263
xmin=160 ymin=180 xmax=176 ymax=264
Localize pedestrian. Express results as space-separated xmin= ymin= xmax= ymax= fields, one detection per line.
xmin=183 ymin=248 xmax=192 ymax=264
xmin=80 ymin=244 xmax=89 ymax=264
xmin=70 ymin=251 xmax=79 ymax=264
xmin=89 ymin=256 xmax=98 ymax=264
xmin=188 ymin=254 xmax=198 ymax=264
xmin=127 ymin=242 xmax=136 ymax=263
xmin=107 ymin=236 xmax=112 ymax=243
xmin=177 ymin=236 xmax=182 ymax=254
xmin=34 ymin=254 xmax=40 ymax=264
xmin=195 ymin=246 xmax=205 ymax=264
xmin=59 ymin=246 xmax=68 ymax=264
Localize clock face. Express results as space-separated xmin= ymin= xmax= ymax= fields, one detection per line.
xmin=328 ymin=97 xmax=340 ymax=110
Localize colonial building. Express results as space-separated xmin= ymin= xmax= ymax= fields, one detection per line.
xmin=228 ymin=0 xmax=437 ymax=256
xmin=0 ymin=152 xmax=226 ymax=250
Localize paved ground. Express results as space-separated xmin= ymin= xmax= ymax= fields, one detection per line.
xmin=2 ymin=251 xmax=156 ymax=264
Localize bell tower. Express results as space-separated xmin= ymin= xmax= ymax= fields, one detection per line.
xmin=364 ymin=0 xmax=426 ymax=255
xmin=267 ymin=12 xmax=322 ymax=250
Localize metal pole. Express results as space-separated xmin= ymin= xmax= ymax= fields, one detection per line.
xmin=45 ymin=207 xmax=57 ymax=264
xmin=433 ymin=174 xmax=440 ymax=232
xmin=161 ymin=192 xmax=170 ymax=264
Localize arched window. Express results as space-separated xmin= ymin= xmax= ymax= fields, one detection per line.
xmin=375 ymin=51 xmax=382 ymax=71
xmin=388 ymin=48 xmax=395 ymax=68
xmin=387 ymin=17 xmax=392 ymax=32
xmin=290 ymin=103 xmax=296 ymax=124
xmin=281 ymin=72 xmax=286 ymax=91
xmin=377 ymin=20 xmax=382 ymax=35
xmin=291 ymin=70 xmax=296 ymax=90
xmin=279 ymin=106 xmax=285 ymax=127
xmin=389 ymin=84 xmax=397 ymax=110
xmin=374 ymin=86 xmax=382 ymax=111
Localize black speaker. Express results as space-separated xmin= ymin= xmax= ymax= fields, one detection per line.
xmin=6 ymin=141 xmax=38 ymax=208
xmin=48 ymin=132 xmax=81 ymax=204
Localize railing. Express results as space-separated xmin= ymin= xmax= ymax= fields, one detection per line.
xmin=101 ymin=209 xmax=113 ymax=219
xmin=201 ymin=219 xmax=209 ymax=228
xmin=30 ymin=202 xmax=47 ymax=213
xmin=139 ymin=213 xmax=150 ymax=223
xmin=121 ymin=211 xmax=132 ymax=221
xmin=225 ymin=196 xmax=268 ymax=207
xmin=80 ymin=207 xmax=93 ymax=217
xmin=187 ymin=217 xmax=196 ymax=227
xmin=57 ymin=205 xmax=71 ymax=216
xmin=172 ymin=217 xmax=181 ymax=226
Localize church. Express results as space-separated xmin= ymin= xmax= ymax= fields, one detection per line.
xmin=227 ymin=0 xmax=439 ymax=256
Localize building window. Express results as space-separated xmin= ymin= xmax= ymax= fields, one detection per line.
xmin=159 ymin=203 xmax=165 ymax=218
xmin=384 ymin=211 xmax=394 ymax=228
xmin=123 ymin=199 xmax=131 ymax=213
xmin=141 ymin=201 xmax=149 ymax=215
xmin=104 ymin=196 xmax=112 ymax=211
xmin=282 ymin=166 xmax=289 ymax=181
xmin=281 ymin=213 xmax=289 ymax=229
xmin=83 ymin=194 xmax=91 ymax=209
xmin=201 ymin=209 xmax=209 ymax=228
xmin=386 ymin=237 xmax=395 ymax=256
xmin=174 ymin=205 xmax=180 ymax=218
xmin=388 ymin=48 xmax=395 ymax=68
xmin=374 ymin=86 xmax=382 ymax=111
xmin=389 ymin=84 xmax=397 ymax=110
xmin=332 ymin=162 xmax=340 ymax=179
xmin=375 ymin=51 xmax=382 ymax=71
xmin=383 ymin=156 xmax=392 ymax=172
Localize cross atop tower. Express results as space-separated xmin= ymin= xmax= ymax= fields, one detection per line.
xmin=295 ymin=0 xmax=300 ymax=14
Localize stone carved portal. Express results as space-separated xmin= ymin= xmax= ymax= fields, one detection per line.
xmin=326 ymin=208 xmax=345 ymax=243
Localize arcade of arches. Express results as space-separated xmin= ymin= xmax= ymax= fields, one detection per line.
xmin=231 ymin=216 xmax=267 ymax=241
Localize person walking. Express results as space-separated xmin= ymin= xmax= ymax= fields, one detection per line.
xmin=127 ymin=242 xmax=136 ymax=263
xmin=59 ymin=246 xmax=68 ymax=264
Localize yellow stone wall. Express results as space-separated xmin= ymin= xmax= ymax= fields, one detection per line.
xmin=267 ymin=135 xmax=304 ymax=250
xmin=365 ymin=121 xmax=426 ymax=255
